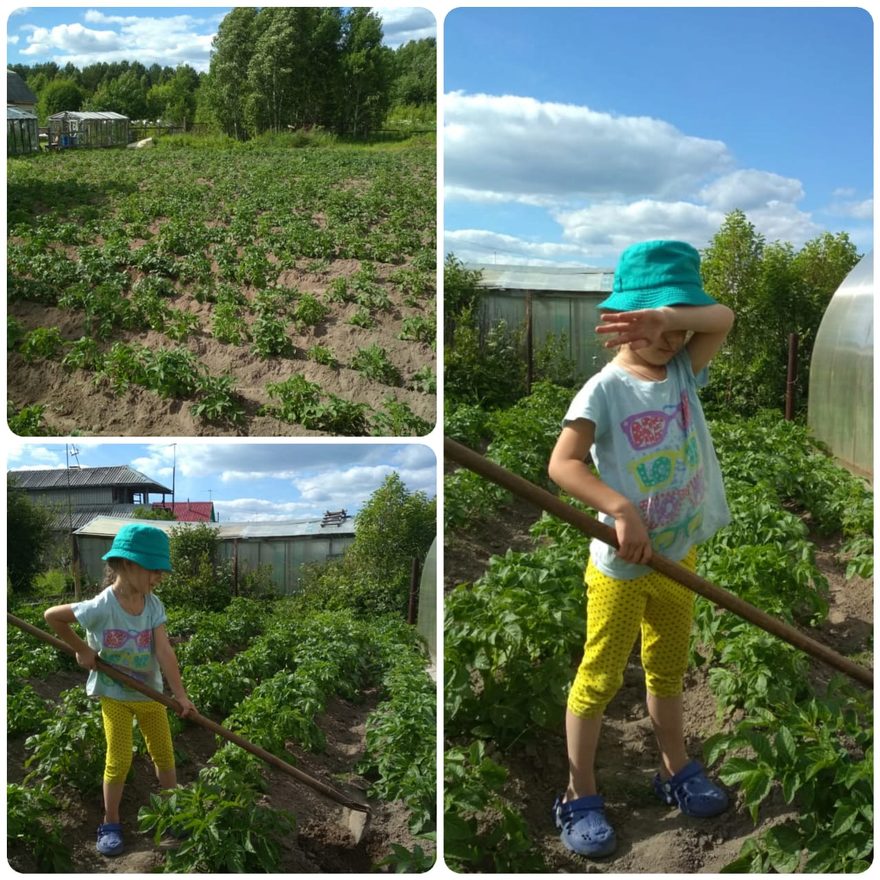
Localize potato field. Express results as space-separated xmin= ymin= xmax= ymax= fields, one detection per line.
xmin=7 ymin=136 xmax=436 ymax=437
xmin=8 ymin=597 xmax=436 ymax=873
xmin=444 ymin=389 xmax=873 ymax=873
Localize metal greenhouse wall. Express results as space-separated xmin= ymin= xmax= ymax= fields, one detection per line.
xmin=73 ymin=516 xmax=356 ymax=594
xmin=47 ymin=111 xmax=130 ymax=148
xmin=7 ymin=107 xmax=40 ymax=156
xmin=473 ymin=264 xmax=615 ymax=382
xmin=807 ymin=251 xmax=873 ymax=480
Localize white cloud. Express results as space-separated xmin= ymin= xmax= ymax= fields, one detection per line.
xmin=376 ymin=7 xmax=436 ymax=48
xmin=698 ymin=169 xmax=804 ymax=212
xmin=8 ymin=34 xmax=20 ymax=45
xmin=554 ymin=200 xmax=727 ymax=255
xmin=19 ymin=11 xmax=217 ymax=71
xmin=294 ymin=465 xmax=434 ymax=504
xmin=828 ymin=196 xmax=873 ymax=220
xmin=445 ymin=228 xmax=596 ymax=266
xmin=445 ymin=92 xmax=732 ymax=204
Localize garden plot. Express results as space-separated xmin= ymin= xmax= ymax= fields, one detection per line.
xmin=7 ymin=139 xmax=436 ymax=436
xmin=444 ymin=393 xmax=873 ymax=873
xmin=8 ymin=600 xmax=436 ymax=873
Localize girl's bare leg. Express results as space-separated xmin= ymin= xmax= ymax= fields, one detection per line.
xmin=156 ymin=766 xmax=177 ymax=790
xmin=565 ymin=708 xmax=604 ymax=799
xmin=647 ymin=692 xmax=689 ymax=778
xmin=103 ymin=781 xmax=125 ymax=824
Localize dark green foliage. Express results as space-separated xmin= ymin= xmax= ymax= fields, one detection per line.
xmin=24 ymin=688 xmax=106 ymax=793
xmin=701 ymin=212 xmax=860 ymax=415
xmin=7 ymin=478 xmax=55 ymax=592
xmin=7 ymin=784 xmax=73 ymax=872
xmin=445 ymin=742 xmax=546 ymax=873
xmin=138 ymin=782 xmax=294 ymax=872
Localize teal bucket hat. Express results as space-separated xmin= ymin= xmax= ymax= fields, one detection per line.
xmin=598 ymin=240 xmax=718 ymax=311
xmin=102 ymin=523 xmax=172 ymax=571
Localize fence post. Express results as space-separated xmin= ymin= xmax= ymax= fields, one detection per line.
xmin=407 ymin=557 xmax=421 ymax=624
xmin=785 ymin=332 xmax=799 ymax=420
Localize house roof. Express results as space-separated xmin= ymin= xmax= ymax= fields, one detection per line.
xmin=51 ymin=505 xmax=139 ymax=532
xmin=152 ymin=501 xmax=215 ymax=523
xmin=75 ymin=515 xmax=356 ymax=540
xmin=9 ymin=466 xmax=172 ymax=494
xmin=470 ymin=263 xmax=615 ymax=293
xmin=7 ymin=70 xmax=37 ymax=105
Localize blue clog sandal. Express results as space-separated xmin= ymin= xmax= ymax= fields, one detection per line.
xmin=653 ymin=760 xmax=729 ymax=817
xmin=96 ymin=822 xmax=124 ymax=856
xmin=552 ymin=793 xmax=617 ymax=857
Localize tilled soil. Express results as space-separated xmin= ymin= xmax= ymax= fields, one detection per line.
xmin=8 ymin=675 xmax=430 ymax=873
xmin=444 ymin=501 xmax=872 ymax=873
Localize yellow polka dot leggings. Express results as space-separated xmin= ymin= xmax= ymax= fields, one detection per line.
xmin=99 ymin=697 xmax=175 ymax=784
xmin=568 ymin=548 xmax=697 ymax=718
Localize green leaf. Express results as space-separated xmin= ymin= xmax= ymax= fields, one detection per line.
xmin=831 ymin=803 xmax=861 ymax=838
xmin=718 ymin=756 xmax=759 ymax=785
xmin=764 ymin=825 xmax=803 ymax=873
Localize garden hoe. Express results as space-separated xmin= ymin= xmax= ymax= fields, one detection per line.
xmin=6 ymin=612 xmax=371 ymax=843
xmin=444 ymin=437 xmax=873 ymax=690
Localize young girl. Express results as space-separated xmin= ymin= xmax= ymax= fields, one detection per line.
xmin=44 ymin=523 xmax=195 ymax=857
xmin=547 ymin=240 xmax=735 ymax=858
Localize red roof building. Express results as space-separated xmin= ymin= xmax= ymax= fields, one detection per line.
xmin=151 ymin=501 xmax=216 ymax=522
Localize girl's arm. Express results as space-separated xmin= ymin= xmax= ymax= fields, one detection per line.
xmin=548 ymin=419 xmax=652 ymax=565
xmin=44 ymin=604 xmax=98 ymax=670
xmin=153 ymin=624 xmax=196 ymax=716
xmin=598 ymin=304 xmax=735 ymax=374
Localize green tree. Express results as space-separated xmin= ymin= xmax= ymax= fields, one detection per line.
xmin=132 ymin=506 xmax=176 ymax=521
xmin=146 ymin=65 xmax=199 ymax=127
xmin=85 ymin=68 xmax=148 ymax=118
xmin=391 ymin=38 xmax=436 ymax=106
xmin=7 ymin=478 xmax=54 ymax=593
xmin=701 ymin=211 xmax=860 ymax=415
xmin=338 ymin=8 xmax=392 ymax=137
xmin=206 ymin=6 xmax=258 ymax=139
xmin=245 ymin=7 xmax=343 ymax=135
xmin=297 ymin=474 xmax=435 ymax=617
xmin=36 ymin=78 xmax=84 ymax=122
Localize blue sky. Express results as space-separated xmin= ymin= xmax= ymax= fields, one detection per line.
xmin=445 ymin=7 xmax=873 ymax=267
xmin=7 ymin=442 xmax=436 ymax=523
xmin=6 ymin=6 xmax=436 ymax=71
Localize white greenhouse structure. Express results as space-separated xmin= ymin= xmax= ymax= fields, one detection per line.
xmin=47 ymin=111 xmax=130 ymax=148
xmin=7 ymin=106 xmax=40 ymax=156
xmin=807 ymin=251 xmax=873 ymax=480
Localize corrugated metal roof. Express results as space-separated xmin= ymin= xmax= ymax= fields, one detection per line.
xmin=51 ymin=506 xmax=139 ymax=531
xmin=9 ymin=466 xmax=172 ymax=493
xmin=7 ymin=70 xmax=37 ymax=105
xmin=74 ymin=515 xmax=356 ymax=539
xmin=48 ymin=111 xmax=129 ymax=121
xmin=7 ymin=106 xmax=37 ymax=120
xmin=470 ymin=263 xmax=615 ymax=293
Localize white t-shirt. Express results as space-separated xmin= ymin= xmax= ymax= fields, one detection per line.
xmin=73 ymin=587 xmax=167 ymax=701
xmin=563 ymin=350 xmax=730 ymax=579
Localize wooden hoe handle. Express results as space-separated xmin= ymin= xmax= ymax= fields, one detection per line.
xmin=444 ymin=437 xmax=873 ymax=690
xmin=7 ymin=611 xmax=370 ymax=812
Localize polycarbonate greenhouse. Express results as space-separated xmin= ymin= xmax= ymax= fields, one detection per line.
xmin=7 ymin=106 xmax=40 ymax=156
xmin=47 ymin=110 xmax=130 ymax=148
xmin=807 ymin=251 xmax=873 ymax=480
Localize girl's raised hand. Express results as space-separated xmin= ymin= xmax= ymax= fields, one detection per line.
xmin=596 ymin=309 xmax=667 ymax=350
